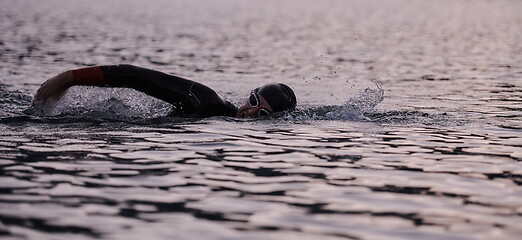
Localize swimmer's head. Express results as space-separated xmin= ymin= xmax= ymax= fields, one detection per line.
xmin=257 ymin=83 xmax=297 ymax=112
xmin=236 ymin=83 xmax=297 ymax=118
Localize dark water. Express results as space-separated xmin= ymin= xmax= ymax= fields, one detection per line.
xmin=1 ymin=0 xmax=521 ymax=239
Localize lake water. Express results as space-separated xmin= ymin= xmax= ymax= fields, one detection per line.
xmin=1 ymin=0 xmax=521 ymax=239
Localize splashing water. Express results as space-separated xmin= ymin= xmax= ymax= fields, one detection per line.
xmin=27 ymin=83 xmax=385 ymax=122
xmin=28 ymin=86 xmax=172 ymax=120
xmin=326 ymin=82 xmax=384 ymax=119
xmin=283 ymin=82 xmax=385 ymax=121
xmin=21 ymin=83 xmax=464 ymax=127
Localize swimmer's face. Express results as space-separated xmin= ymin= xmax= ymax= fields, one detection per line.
xmin=236 ymin=90 xmax=274 ymax=118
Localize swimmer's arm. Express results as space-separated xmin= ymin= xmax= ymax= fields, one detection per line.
xmin=98 ymin=64 xmax=197 ymax=108
xmin=99 ymin=65 xmax=237 ymax=116
xmin=33 ymin=64 xmax=237 ymax=116
xmin=33 ymin=65 xmax=206 ymax=108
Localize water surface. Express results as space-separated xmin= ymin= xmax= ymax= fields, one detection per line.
xmin=1 ymin=0 xmax=521 ymax=239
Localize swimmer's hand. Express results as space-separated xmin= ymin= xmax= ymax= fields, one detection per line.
xmin=32 ymin=70 xmax=74 ymax=105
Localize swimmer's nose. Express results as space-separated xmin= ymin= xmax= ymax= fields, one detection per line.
xmin=238 ymin=108 xmax=257 ymax=118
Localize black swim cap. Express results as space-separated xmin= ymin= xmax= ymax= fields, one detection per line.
xmin=257 ymin=83 xmax=297 ymax=112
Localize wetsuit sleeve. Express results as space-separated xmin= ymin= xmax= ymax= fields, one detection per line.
xmin=72 ymin=66 xmax=107 ymax=85
xmin=72 ymin=64 xmax=237 ymax=117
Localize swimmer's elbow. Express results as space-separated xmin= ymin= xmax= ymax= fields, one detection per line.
xmin=102 ymin=64 xmax=141 ymax=76
xmin=115 ymin=64 xmax=141 ymax=72
xmin=99 ymin=64 xmax=146 ymax=87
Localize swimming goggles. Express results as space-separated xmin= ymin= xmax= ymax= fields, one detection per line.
xmin=249 ymin=89 xmax=272 ymax=117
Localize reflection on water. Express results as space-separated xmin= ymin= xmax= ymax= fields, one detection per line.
xmin=1 ymin=121 xmax=521 ymax=239
xmin=1 ymin=0 xmax=522 ymax=239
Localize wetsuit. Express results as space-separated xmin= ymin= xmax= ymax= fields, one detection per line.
xmin=73 ymin=64 xmax=238 ymax=118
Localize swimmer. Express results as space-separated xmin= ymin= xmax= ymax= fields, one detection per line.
xmin=32 ymin=64 xmax=297 ymax=118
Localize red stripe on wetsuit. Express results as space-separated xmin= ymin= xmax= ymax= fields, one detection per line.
xmin=72 ymin=66 xmax=107 ymax=85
